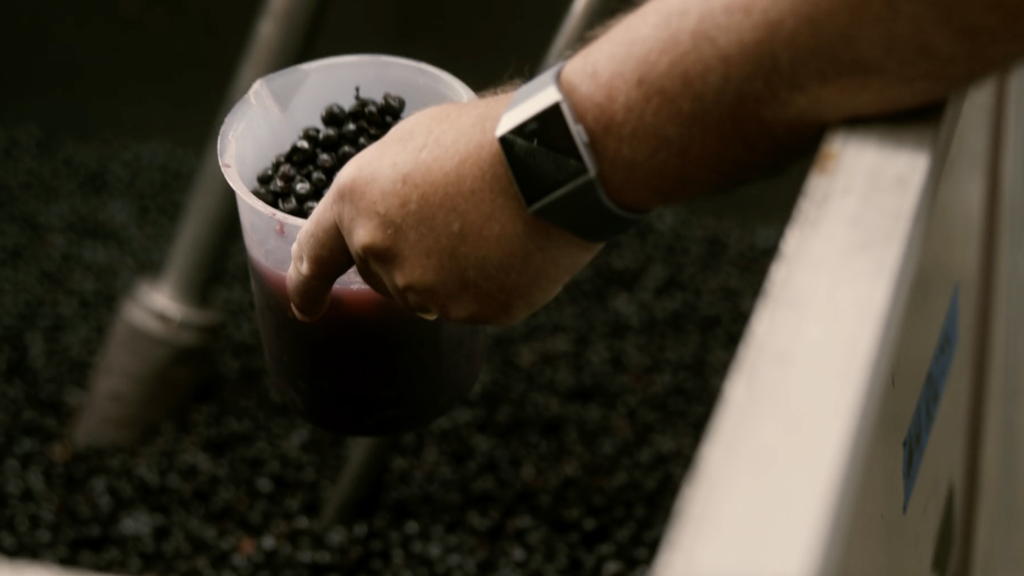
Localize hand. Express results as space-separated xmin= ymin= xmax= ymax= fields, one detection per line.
xmin=286 ymin=94 xmax=603 ymax=325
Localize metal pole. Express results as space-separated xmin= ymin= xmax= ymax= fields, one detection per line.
xmin=317 ymin=437 xmax=395 ymax=529
xmin=73 ymin=0 xmax=319 ymax=447
xmin=539 ymin=0 xmax=605 ymax=70
xmin=159 ymin=0 xmax=320 ymax=306
xmin=316 ymin=0 xmax=615 ymax=529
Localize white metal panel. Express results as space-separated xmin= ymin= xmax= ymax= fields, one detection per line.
xmin=833 ymin=79 xmax=998 ymax=576
xmin=0 ymin=556 xmax=111 ymax=576
xmin=650 ymin=102 xmax=962 ymax=575
xmin=972 ymin=64 xmax=1024 ymax=576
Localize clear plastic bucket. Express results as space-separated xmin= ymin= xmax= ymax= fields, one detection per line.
xmin=218 ymin=54 xmax=485 ymax=436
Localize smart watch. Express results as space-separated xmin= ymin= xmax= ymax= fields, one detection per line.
xmin=495 ymin=61 xmax=645 ymax=243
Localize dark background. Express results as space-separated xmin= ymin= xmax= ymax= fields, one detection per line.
xmin=1 ymin=0 xmax=635 ymax=148
xmin=0 ymin=2 xmax=793 ymax=574
xmin=0 ymin=0 xmax=800 ymax=226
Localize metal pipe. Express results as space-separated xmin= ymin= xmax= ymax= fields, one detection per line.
xmin=157 ymin=0 xmax=320 ymax=305
xmin=317 ymin=437 xmax=394 ymax=529
xmin=74 ymin=0 xmax=319 ymax=447
xmin=315 ymin=0 xmax=614 ymax=526
xmin=539 ymin=0 xmax=606 ymax=71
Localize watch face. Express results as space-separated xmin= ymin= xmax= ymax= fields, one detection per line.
xmin=498 ymin=102 xmax=588 ymax=208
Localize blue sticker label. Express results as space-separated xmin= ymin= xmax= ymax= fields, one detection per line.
xmin=902 ymin=286 xmax=959 ymax=513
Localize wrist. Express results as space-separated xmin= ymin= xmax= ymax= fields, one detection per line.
xmin=559 ymin=53 xmax=664 ymax=213
xmin=493 ymin=63 xmax=647 ymax=242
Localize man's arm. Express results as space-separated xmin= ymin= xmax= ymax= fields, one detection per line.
xmin=287 ymin=0 xmax=1024 ymax=324
xmin=563 ymin=0 xmax=1024 ymax=212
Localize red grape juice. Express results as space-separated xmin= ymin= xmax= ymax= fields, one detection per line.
xmin=248 ymin=260 xmax=485 ymax=436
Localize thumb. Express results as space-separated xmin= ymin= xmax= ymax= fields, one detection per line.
xmin=286 ymin=190 xmax=354 ymax=322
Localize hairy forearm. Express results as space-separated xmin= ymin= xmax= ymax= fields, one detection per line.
xmin=561 ymin=0 xmax=1024 ymax=212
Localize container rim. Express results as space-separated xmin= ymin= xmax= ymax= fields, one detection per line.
xmin=218 ymin=53 xmax=478 ymax=227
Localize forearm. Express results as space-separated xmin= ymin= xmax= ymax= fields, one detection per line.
xmin=561 ymin=0 xmax=1024 ymax=212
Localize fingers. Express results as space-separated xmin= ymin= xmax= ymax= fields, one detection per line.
xmin=286 ymin=187 xmax=355 ymax=322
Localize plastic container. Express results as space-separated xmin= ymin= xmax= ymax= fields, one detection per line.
xmin=218 ymin=54 xmax=485 ymax=436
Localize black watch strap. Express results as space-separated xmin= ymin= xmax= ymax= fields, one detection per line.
xmin=531 ymin=172 xmax=641 ymax=243
xmin=496 ymin=62 xmax=645 ymax=243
